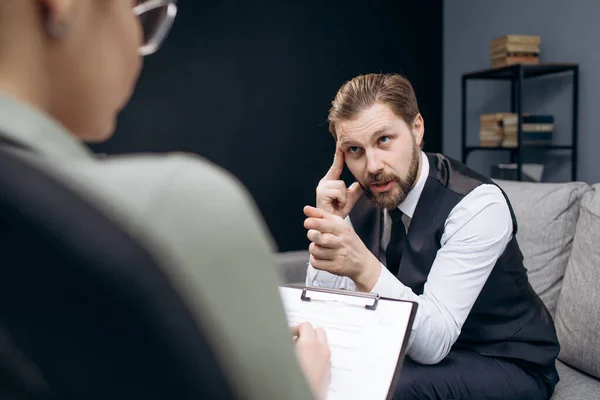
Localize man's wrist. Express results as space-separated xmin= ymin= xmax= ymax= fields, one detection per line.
xmin=353 ymin=253 xmax=382 ymax=292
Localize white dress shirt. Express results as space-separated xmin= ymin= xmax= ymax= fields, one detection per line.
xmin=306 ymin=151 xmax=513 ymax=365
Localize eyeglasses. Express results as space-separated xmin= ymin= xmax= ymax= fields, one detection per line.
xmin=134 ymin=0 xmax=178 ymax=56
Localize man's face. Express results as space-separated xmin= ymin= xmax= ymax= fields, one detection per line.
xmin=336 ymin=103 xmax=423 ymax=209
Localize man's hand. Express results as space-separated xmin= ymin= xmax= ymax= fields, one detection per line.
xmin=292 ymin=322 xmax=331 ymax=400
xmin=316 ymin=147 xmax=362 ymax=218
xmin=304 ymin=206 xmax=381 ymax=292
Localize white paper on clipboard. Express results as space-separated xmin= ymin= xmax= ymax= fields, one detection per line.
xmin=279 ymin=286 xmax=417 ymax=400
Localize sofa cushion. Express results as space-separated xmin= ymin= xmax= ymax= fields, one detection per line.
xmin=552 ymin=360 xmax=600 ymax=399
xmin=493 ymin=180 xmax=589 ymax=316
xmin=555 ymin=185 xmax=600 ymax=379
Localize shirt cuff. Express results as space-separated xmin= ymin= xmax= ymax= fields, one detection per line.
xmin=306 ymin=262 xmax=356 ymax=290
xmin=369 ymin=262 xmax=408 ymax=299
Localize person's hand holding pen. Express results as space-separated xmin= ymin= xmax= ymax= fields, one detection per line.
xmin=291 ymin=322 xmax=331 ymax=400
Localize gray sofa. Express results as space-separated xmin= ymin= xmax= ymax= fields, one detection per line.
xmin=275 ymin=180 xmax=600 ymax=399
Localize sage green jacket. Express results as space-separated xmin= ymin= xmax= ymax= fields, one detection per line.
xmin=0 ymin=93 xmax=314 ymax=400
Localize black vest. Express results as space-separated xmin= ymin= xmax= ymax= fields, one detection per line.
xmin=349 ymin=153 xmax=559 ymax=386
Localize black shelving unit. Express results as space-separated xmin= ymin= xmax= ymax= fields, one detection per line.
xmin=461 ymin=63 xmax=579 ymax=181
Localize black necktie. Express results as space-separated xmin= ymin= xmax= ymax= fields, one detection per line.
xmin=385 ymin=208 xmax=406 ymax=277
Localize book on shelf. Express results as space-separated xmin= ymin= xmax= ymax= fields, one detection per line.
xmin=490 ymin=35 xmax=541 ymax=47
xmin=521 ymin=115 xmax=554 ymax=123
xmin=501 ymin=140 xmax=552 ymax=147
xmin=491 ymin=47 xmax=540 ymax=57
xmin=489 ymin=35 xmax=541 ymax=68
xmin=490 ymin=43 xmax=540 ymax=57
xmin=479 ymin=112 xmax=516 ymax=122
xmin=479 ymin=113 xmax=553 ymax=147
xmin=504 ymin=124 xmax=554 ymax=133
xmin=502 ymin=114 xmax=554 ymax=125
xmin=492 ymin=56 xmax=540 ymax=68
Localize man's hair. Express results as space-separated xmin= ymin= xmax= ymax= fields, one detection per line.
xmin=328 ymin=73 xmax=420 ymax=140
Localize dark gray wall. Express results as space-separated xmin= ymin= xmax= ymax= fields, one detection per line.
xmin=92 ymin=0 xmax=443 ymax=252
xmin=444 ymin=0 xmax=600 ymax=183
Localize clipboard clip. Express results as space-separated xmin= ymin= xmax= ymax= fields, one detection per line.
xmin=301 ymin=286 xmax=380 ymax=310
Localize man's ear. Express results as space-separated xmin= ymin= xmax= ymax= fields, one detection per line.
xmin=40 ymin=0 xmax=79 ymax=39
xmin=412 ymin=113 xmax=425 ymax=148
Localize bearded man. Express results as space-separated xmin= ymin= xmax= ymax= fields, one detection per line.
xmin=303 ymin=73 xmax=560 ymax=400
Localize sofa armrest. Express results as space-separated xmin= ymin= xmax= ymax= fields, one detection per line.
xmin=275 ymin=250 xmax=309 ymax=285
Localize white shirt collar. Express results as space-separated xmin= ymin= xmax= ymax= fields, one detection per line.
xmin=396 ymin=151 xmax=428 ymax=218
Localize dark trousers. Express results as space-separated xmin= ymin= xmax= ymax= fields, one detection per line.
xmin=393 ymin=349 xmax=552 ymax=400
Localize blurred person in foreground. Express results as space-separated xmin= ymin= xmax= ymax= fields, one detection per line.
xmin=0 ymin=1 xmax=329 ymax=399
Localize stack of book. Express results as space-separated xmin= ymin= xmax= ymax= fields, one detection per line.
xmin=490 ymin=35 xmax=541 ymax=68
xmin=479 ymin=113 xmax=554 ymax=147
xmin=503 ymin=114 xmax=554 ymax=146
xmin=479 ymin=113 xmax=515 ymax=147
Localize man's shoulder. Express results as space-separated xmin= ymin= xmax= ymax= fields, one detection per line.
xmin=458 ymin=183 xmax=509 ymax=209
xmin=446 ymin=183 xmax=514 ymax=238
xmin=425 ymin=152 xmax=499 ymax=197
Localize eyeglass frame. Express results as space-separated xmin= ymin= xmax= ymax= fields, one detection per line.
xmin=133 ymin=0 xmax=178 ymax=56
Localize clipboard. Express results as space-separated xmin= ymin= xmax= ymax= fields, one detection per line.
xmin=279 ymin=284 xmax=418 ymax=400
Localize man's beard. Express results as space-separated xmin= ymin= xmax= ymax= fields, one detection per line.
xmin=362 ymin=139 xmax=420 ymax=210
